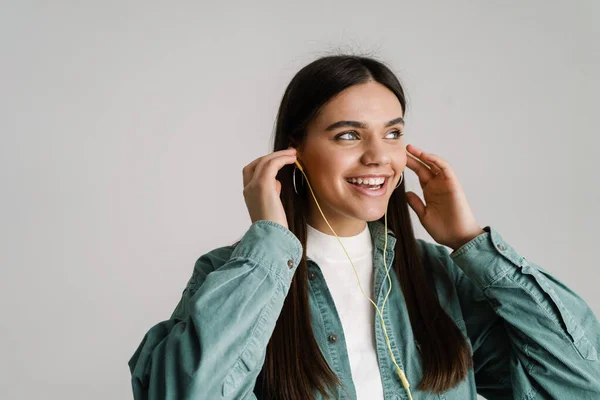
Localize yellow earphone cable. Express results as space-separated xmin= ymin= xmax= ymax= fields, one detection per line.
xmin=294 ymin=160 xmax=414 ymax=400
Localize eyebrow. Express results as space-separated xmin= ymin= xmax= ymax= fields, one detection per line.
xmin=324 ymin=117 xmax=405 ymax=132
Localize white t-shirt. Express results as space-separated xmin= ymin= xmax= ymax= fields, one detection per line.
xmin=306 ymin=223 xmax=384 ymax=400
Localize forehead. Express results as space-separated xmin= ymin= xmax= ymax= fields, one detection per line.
xmin=315 ymin=81 xmax=403 ymax=125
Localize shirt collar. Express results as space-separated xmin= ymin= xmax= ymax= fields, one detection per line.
xmin=305 ymin=219 xmax=397 ymax=262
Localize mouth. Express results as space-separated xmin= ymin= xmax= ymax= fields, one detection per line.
xmin=345 ymin=176 xmax=390 ymax=197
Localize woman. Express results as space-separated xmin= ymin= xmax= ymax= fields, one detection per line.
xmin=128 ymin=55 xmax=600 ymax=399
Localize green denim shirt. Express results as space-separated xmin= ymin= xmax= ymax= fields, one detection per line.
xmin=128 ymin=220 xmax=600 ymax=399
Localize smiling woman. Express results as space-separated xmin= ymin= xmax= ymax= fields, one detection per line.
xmin=128 ymin=55 xmax=600 ymax=400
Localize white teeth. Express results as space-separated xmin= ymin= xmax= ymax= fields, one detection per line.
xmin=346 ymin=177 xmax=385 ymax=185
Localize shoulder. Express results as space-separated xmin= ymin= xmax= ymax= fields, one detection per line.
xmin=415 ymin=238 xmax=453 ymax=278
xmin=416 ymin=239 xmax=451 ymax=274
xmin=415 ymin=238 xmax=450 ymax=262
xmin=414 ymin=238 xmax=466 ymax=298
xmin=415 ymin=238 xmax=472 ymax=281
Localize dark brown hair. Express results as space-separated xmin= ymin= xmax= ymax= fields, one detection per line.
xmin=247 ymin=53 xmax=472 ymax=399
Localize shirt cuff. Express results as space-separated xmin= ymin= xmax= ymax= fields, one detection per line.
xmin=230 ymin=220 xmax=303 ymax=285
xmin=450 ymin=225 xmax=526 ymax=289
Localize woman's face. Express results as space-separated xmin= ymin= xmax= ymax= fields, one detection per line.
xmin=297 ymin=81 xmax=407 ymax=237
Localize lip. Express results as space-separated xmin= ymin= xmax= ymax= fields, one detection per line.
xmin=346 ymin=176 xmax=390 ymax=197
xmin=345 ymin=174 xmax=392 ymax=179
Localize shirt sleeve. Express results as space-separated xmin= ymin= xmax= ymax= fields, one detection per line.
xmin=127 ymin=220 xmax=303 ymax=400
xmin=448 ymin=226 xmax=600 ymax=399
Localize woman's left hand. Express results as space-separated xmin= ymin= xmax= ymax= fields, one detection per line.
xmin=403 ymin=144 xmax=485 ymax=251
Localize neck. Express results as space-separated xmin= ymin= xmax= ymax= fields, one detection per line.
xmin=306 ymin=210 xmax=367 ymax=237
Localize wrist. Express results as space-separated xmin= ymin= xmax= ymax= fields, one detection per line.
xmin=450 ymin=227 xmax=485 ymax=252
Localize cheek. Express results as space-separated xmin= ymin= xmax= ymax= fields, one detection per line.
xmin=395 ymin=152 xmax=408 ymax=169
xmin=315 ymin=156 xmax=348 ymax=179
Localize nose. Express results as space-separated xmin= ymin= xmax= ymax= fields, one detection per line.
xmin=359 ymin=138 xmax=392 ymax=166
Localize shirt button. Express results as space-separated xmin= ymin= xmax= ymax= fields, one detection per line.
xmin=497 ymin=244 xmax=506 ymax=251
xmin=308 ymin=271 xmax=316 ymax=280
xmin=287 ymin=259 xmax=294 ymax=269
xmin=328 ymin=334 xmax=338 ymax=343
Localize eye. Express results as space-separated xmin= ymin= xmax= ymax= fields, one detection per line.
xmin=335 ymin=130 xmax=404 ymax=140
xmin=387 ymin=129 xmax=404 ymax=139
xmin=336 ymin=131 xmax=359 ymax=140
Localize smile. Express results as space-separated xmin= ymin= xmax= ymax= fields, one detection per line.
xmin=345 ymin=176 xmax=389 ymax=197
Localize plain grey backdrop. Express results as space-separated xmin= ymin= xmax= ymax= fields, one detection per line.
xmin=1 ymin=1 xmax=598 ymax=399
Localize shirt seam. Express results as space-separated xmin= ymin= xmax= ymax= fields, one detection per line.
xmin=450 ymin=231 xmax=490 ymax=259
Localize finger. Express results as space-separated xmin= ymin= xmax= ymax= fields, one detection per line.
xmin=405 ymin=144 xmax=436 ymax=172
xmin=253 ymin=147 xmax=296 ymax=180
xmin=406 ymin=144 xmax=452 ymax=180
xmin=405 ymin=153 xmax=436 ymax=186
xmin=253 ymin=151 xmax=297 ymax=187
xmin=243 ymin=148 xmax=296 ymax=187
xmin=242 ymin=157 xmax=261 ymax=187
xmin=418 ymin=151 xmax=453 ymax=180
xmin=405 ymin=191 xmax=426 ymax=220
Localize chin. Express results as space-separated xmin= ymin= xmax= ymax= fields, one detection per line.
xmin=351 ymin=206 xmax=388 ymax=223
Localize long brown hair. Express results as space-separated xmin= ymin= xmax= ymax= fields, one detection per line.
xmin=248 ymin=54 xmax=472 ymax=399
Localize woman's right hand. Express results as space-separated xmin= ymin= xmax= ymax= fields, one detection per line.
xmin=242 ymin=147 xmax=297 ymax=230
